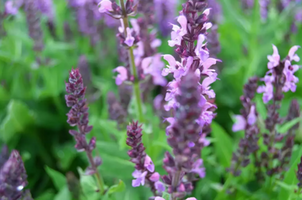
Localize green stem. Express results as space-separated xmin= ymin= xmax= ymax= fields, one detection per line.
xmin=171 ymin=171 xmax=181 ymax=200
xmin=86 ymin=151 xmax=105 ymax=194
xmin=78 ymin=125 xmax=105 ymax=194
xmin=119 ymin=0 xmax=144 ymax=122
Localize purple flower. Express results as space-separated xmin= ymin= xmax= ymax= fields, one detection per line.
xmin=5 ymin=1 xmax=19 ymax=15
xmin=65 ymin=68 xmax=102 ymax=182
xmin=125 ymin=27 xmax=135 ymax=47
xmin=98 ymin=0 xmax=113 ymax=13
xmin=233 ymin=105 xmax=257 ymax=132
xmin=154 ymin=181 xmax=165 ymax=193
xmin=0 ymin=150 xmax=33 ymax=199
xmin=141 ymin=54 xmax=167 ymax=86
xmin=37 ymin=0 xmax=54 ymax=19
xmin=191 ymin=159 xmax=206 ymax=178
xmin=144 ymin=155 xmax=155 ymax=173
xmin=154 ymin=0 xmax=176 ymax=36
xmin=288 ymin=45 xmax=300 ymax=62
xmin=132 ymin=170 xmax=147 ymax=187
xmin=229 ymin=77 xmax=260 ymax=176
xmin=297 ymin=157 xmax=302 ymax=188
xmin=258 ymin=45 xmax=300 ymax=103
xmin=113 ymin=66 xmax=128 ymax=85
xmin=155 ymin=197 xmax=196 ymax=200
xmin=168 ymin=16 xmax=188 ymax=47
xmin=126 ymin=122 xmax=164 ymax=195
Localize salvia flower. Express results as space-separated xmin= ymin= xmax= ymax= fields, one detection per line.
xmin=37 ymin=0 xmax=54 ymax=19
xmin=257 ymin=45 xmax=300 ymax=103
xmin=155 ymin=197 xmax=197 ymax=200
xmin=25 ymin=0 xmax=44 ymax=52
xmin=229 ymin=77 xmax=260 ymax=176
xmin=107 ymin=92 xmax=127 ymax=127
xmin=259 ymin=0 xmax=270 ymax=21
xmin=297 ymin=157 xmax=302 ymax=189
xmin=65 ymin=68 xmax=103 ymax=181
xmin=154 ymin=0 xmax=177 ymax=37
xmin=126 ymin=121 xmax=165 ymax=195
xmin=162 ymin=72 xmax=206 ymax=198
xmin=5 ymin=0 xmax=22 ymax=15
xmin=161 ymin=1 xmax=220 ymax=197
xmin=256 ymin=45 xmax=300 ymax=177
xmin=0 ymin=149 xmax=33 ymax=199
xmin=163 ymin=1 xmax=219 ymax=127
xmin=65 ymin=68 xmax=94 ymax=151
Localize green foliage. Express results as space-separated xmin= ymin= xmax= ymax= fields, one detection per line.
xmin=211 ymin=122 xmax=233 ymax=168
xmin=0 ymin=0 xmax=301 ymax=199
xmin=0 ymin=100 xmax=35 ymax=143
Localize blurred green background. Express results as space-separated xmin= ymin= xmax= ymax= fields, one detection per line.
xmin=0 ymin=0 xmax=301 ymax=199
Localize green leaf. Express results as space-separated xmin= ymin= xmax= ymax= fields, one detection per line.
xmin=78 ymin=168 xmax=99 ymax=200
xmin=279 ymin=146 xmax=302 ymax=200
xmin=211 ymin=121 xmax=233 ymax=168
xmin=45 ymin=166 xmax=66 ymax=191
xmin=277 ymin=117 xmax=301 ymax=134
xmin=107 ymin=180 xmax=126 ymax=194
xmin=162 ymin=192 xmax=171 ymax=200
xmin=96 ymin=141 xmax=134 ymax=179
xmin=54 ymin=186 xmax=71 ymax=200
xmin=35 ymin=190 xmax=56 ymax=200
xmin=0 ymin=100 xmax=35 ymax=142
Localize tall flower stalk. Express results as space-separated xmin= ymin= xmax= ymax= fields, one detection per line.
xmin=257 ymin=45 xmax=300 ymax=177
xmin=229 ymin=77 xmax=259 ymax=176
xmin=65 ymin=68 xmax=104 ymax=194
xmin=98 ymin=0 xmax=144 ymax=122
xmin=161 ymin=0 xmax=219 ymax=199
xmin=126 ymin=121 xmax=165 ymax=196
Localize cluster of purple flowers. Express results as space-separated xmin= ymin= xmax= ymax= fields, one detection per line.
xmin=0 ymin=146 xmax=33 ymax=200
xmin=231 ymin=45 xmax=301 ymax=178
xmin=126 ymin=121 xmax=165 ymax=195
xmin=258 ymin=45 xmax=300 ymax=103
xmin=163 ymin=2 xmax=219 ymax=128
xmin=159 ymin=0 xmax=219 ymax=198
xmin=99 ymin=0 xmax=166 ymax=88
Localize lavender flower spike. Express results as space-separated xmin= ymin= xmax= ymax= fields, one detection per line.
xmin=162 ymin=1 xmax=220 ymax=198
xmin=25 ymin=0 xmax=44 ymax=52
xmin=297 ymin=157 xmax=302 ymax=189
xmin=229 ymin=77 xmax=260 ymax=176
xmin=126 ymin=121 xmax=165 ymax=195
xmin=0 ymin=149 xmax=33 ymax=199
xmin=65 ymin=68 xmax=104 ymax=192
xmin=257 ymin=45 xmax=300 ymax=103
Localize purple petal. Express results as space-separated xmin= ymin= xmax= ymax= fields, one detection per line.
xmin=144 ymin=155 xmax=155 ymax=172
xmin=232 ymin=115 xmax=246 ymax=132
xmin=155 ymin=181 xmax=166 ymax=192
xmin=288 ymin=45 xmax=300 ymax=62
xmin=98 ymin=0 xmax=113 ymax=13
xmin=247 ymin=105 xmax=257 ymax=125
xmin=150 ymin=172 xmax=160 ymax=182
xmin=132 ymin=178 xmax=142 ymax=187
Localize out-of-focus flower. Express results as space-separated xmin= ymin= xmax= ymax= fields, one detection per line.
xmin=229 ymin=77 xmax=260 ymax=176
xmin=113 ymin=66 xmax=128 ymax=85
xmin=25 ymin=0 xmax=44 ymax=52
xmin=259 ymin=0 xmax=270 ymax=21
xmin=0 ymin=149 xmax=33 ymax=199
xmin=107 ymin=92 xmax=127 ymax=127
xmin=297 ymin=156 xmax=302 ymax=188
xmin=154 ymin=0 xmax=177 ymax=37
xmin=98 ymin=0 xmax=113 ymax=13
